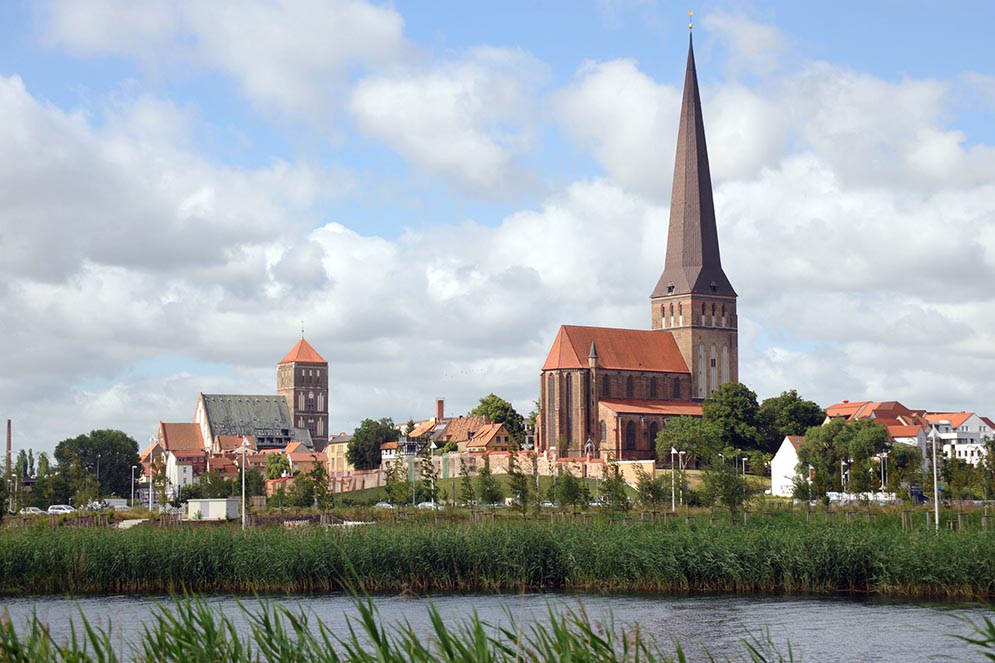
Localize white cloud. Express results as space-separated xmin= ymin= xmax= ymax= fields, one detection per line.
xmin=349 ymin=47 xmax=547 ymax=195
xmin=703 ymin=10 xmax=788 ymax=77
xmin=41 ymin=0 xmax=409 ymax=121
xmin=554 ymin=59 xmax=680 ymax=199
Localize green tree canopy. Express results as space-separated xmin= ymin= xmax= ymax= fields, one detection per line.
xmin=347 ymin=418 xmax=400 ymax=471
xmin=701 ymin=382 xmax=760 ymax=452
xmin=654 ymin=416 xmax=723 ymax=466
xmin=265 ymin=453 xmax=291 ymax=479
xmin=756 ymin=390 xmax=825 ymax=454
xmin=54 ymin=429 xmax=140 ymax=498
xmin=470 ymin=394 xmax=525 ymax=443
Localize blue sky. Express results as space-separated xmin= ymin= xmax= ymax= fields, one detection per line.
xmin=1 ymin=0 xmax=994 ymax=454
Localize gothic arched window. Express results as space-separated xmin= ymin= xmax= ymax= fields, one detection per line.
xmin=649 ymin=377 xmax=658 ymax=399
xmin=602 ymin=375 xmax=609 ymax=397
xmin=624 ymin=422 xmax=636 ymax=450
xmin=626 ymin=376 xmax=634 ymax=398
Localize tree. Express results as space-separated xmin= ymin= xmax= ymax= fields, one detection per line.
xmin=840 ymin=419 xmax=890 ymax=494
xmin=757 ymin=390 xmax=825 ymax=454
xmin=471 ymin=394 xmax=525 ymax=444
xmin=600 ymin=458 xmax=630 ymax=516
xmin=506 ymin=447 xmax=531 ymax=516
xmin=655 ymin=416 xmax=722 ymax=466
xmin=54 ymin=429 xmax=140 ymax=498
xmin=458 ymin=458 xmax=476 ymax=506
xmin=476 ymin=457 xmax=504 ymax=506
xmin=556 ymin=466 xmax=583 ymax=513
xmin=701 ymin=382 xmax=760 ymax=451
xmin=795 ymin=418 xmax=847 ymax=498
xmin=385 ymin=456 xmax=413 ymax=506
xmin=265 ymin=453 xmax=291 ymax=479
xmin=701 ymin=459 xmax=751 ymax=522
xmin=633 ymin=465 xmax=667 ymax=510
xmin=977 ymin=436 xmax=995 ymax=500
xmin=416 ymin=453 xmax=439 ymax=504
xmin=347 ymin=418 xmax=400 ymax=471
xmin=886 ymin=443 xmax=923 ymax=494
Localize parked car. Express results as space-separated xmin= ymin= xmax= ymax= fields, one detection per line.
xmin=19 ymin=506 xmax=44 ymax=515
xmin=539 ymin=501 xmax=557 ymax=508
xmin=372 ymin=501 xmax=395 ymax=510
xmin=47 ymin=504 xmax=75 ymax=514
xmin=416 ymin=501 xmax=444 ymax=510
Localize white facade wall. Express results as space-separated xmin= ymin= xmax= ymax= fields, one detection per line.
xmin=770 ymin=437 xmax=801 ymax=497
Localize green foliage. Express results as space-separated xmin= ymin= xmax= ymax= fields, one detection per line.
xmin=654 ymin=416 xmax=722 ymax=466
xmin=0 ymin=589 xmax=829 ymax=662
xmin=458 ymin=459 xmax=475 ymax=506
xmin=633 ymin=465 xmax=668 ymax=510
xmin=506 ymin=448 xmax=531 ymax=516
xmin=757 ymin=390 xmax=825 ymax=454
xmin=4 ymin=518 xmax=995 ymax=599
xmin=600 ymin=459 xmax=630 ymax=515
xmin=476 ymin=457 xmax=504 ymax=506
xmin=796 ymin=418 xmax=890 ymax=498
xmin=470 ymin=393 xmax=525 ymax=444
xmin=54 ymin=429 xmax=140 ymax=498
xmin=385 ymin=457 xmax=413 ymax=506
xmin=556 ymin=466 xmax=583 ymax=513
xmin=416 ymin=454 xmax=439 ymax=504
xmin=701 ymin=459 xmax=752 ymax=520
xmin=702 ymin=382 xmax=760 ymax=451
xmin=265 ymin=453 xmax=291 ymax=479
xmin=347 ymin=418 xmax=400 ymax=471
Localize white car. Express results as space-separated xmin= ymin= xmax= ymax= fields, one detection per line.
xmin=47 ymin=504 xmax=75 ymax=514
xmin=416 ymin=501 xmax=444 ymax=510
xmin=19 ymin=506 xmax=45 ymax=515
xmin=372 ymin=501 xmax=395 ymax=509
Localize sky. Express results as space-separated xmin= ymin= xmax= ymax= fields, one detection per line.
xmin=2 ymin=0 xmax=995 ymax=456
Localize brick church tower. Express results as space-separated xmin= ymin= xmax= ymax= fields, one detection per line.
xmin=277 ymin=337 xmax=329 ymax=450
xmin=650 ymin=35 xmax=738 ymax=399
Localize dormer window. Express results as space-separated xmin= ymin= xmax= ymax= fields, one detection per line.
xmin=666 ymin=283 xmax=675 ymax=294
xmin=709 ymin=281 xmax=718 ymax=293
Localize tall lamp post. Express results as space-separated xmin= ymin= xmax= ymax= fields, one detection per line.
xmin=130 ymin=465 xmax=137 ymax=506
xmin=929 ymin=423 xmax=943 ymax=532
xmin=95 ymin=453 xmax=101 ymax=497
xmin=239 ymin=436 xmax=251 ymax=531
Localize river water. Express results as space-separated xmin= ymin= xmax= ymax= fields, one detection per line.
xmin=2 ymin=592 xmax=993 ymax=661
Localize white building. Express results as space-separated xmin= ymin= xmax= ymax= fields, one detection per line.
xmin=925 ymin=413 xmax=994 ymax=466
xmin=771 ymin=436 xmax=805 ymax=497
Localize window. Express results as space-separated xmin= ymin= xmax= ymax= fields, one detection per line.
xmin=602 ymin=375 xmax=609 ymax=397
xmin=626 ymin=376 xmax=634 ymax=398
xmin=625 ymin=422 xmax=636 ymax=450
xmin=649 ymin=422 xmax=659 ymax=444
xmin=673 ymin=379 xmax=681 ymax=399
xmin=600 ymin=420 xmax=607 ymax=441
xmin=565 ymin=374 xmax=573 ymax=444
xmin=649 ymin=377 xmax=658 ymax=399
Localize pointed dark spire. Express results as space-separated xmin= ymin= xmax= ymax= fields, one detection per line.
xmin=588 ymin=341 xmax=599 ymax=359
xmin=651 ymin=35 xmax=736 ymax=299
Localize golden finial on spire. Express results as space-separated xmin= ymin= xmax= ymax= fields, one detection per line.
xmin=688 ymin=10 xmax=694 ymax=31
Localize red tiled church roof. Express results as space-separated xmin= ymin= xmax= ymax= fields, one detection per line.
xmin=158 ymin=422 xmax=204 ymax=452
xmin=279 ymin=338 xmax=327 ymax=364
xmin=543 ymin=325 xmax=689 ymax=373
xmin=598 ymin=399 xmax=702 ymax=416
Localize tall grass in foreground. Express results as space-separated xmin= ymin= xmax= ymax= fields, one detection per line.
xmin=2 ymin=520 xmax=995 ymax=597
xmin=1 ymin=593 xmax=800 ymax=663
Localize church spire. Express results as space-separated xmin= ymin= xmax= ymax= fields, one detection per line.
xmin=651 ymin=34 xmax=735 ymax=299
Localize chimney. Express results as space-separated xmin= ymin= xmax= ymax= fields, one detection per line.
xmin=5 ymin=419 xmax=10 ymax=478
xmin=435 ymin=398 xmax=445 ymax=423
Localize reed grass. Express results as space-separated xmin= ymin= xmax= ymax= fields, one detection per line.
xmin=0 ymin=592 xmax=801 ymax=663
xmin=2 ymin=520 xmax=995 ymax=598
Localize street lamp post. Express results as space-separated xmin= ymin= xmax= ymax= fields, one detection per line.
xmin=671 ymin=447 xmax=677 ymax=512
xmin=130 ymin=465 xmax=137 ymax=506
xmin=240 ymin=436 xmax=251 ymax=531
xmin=96 ymin=453 xmax=101 ymax=496
xmin=930 ymin=424 xmax=940 ymax=532
xmin=742 ymin=457 xmax=748 ymax=477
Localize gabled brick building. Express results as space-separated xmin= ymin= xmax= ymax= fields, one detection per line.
xmin=538 ymin=35 xmax=737 ymax=461
xmin=277 ymin=337 xmax=330 ymax=450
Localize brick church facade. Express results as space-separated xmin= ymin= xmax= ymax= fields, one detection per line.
xmin=538 ymin=35 xmax=738 ymax=461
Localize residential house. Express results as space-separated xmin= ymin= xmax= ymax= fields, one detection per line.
xmin=770 ymin=436 xmax=805 ymax=497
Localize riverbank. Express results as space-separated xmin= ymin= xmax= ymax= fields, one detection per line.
xmin=2 ymin=518 xmax=995 ymax=598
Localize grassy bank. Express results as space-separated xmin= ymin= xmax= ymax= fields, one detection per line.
xmin=2 ymin=519 xmax=995 ymax=598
